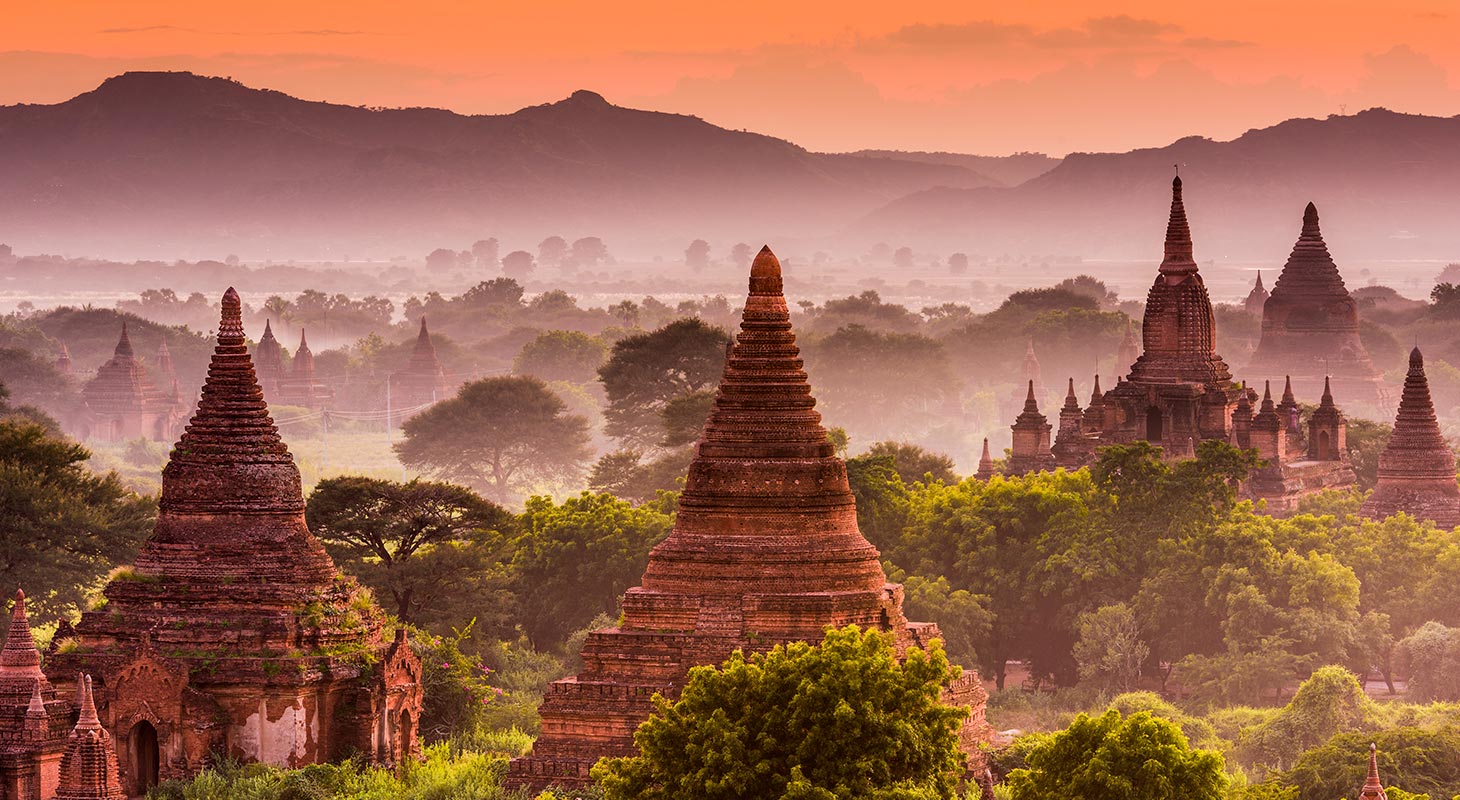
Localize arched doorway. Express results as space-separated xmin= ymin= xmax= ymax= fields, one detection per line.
xmin=129 ymin=721 xmax=160 ymax=796
xmin=400 ymin=711 xmax=416 ymax=761
xmin=1317 ymin=430 xmax=1332 ymax=460
xmin=1145 ymin=407 xmax=1164 ymax=443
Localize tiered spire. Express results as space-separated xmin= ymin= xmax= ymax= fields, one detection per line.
xmin=292 ymin=330 xmax=316 ymax=380
xmin=114 ymin=323 xmax=134 ymax=360
xmin=1007 ymin=380 xmax=1055 ymax=474
xmin=975 ymin=437 xmax=996 ymax=481
xmin=154 ymin=340 xmax=177 ymax=384
xmin=1159 ymin=175 xmax=1197 ymax=275
xmin=56 ymin=343 xmax=72 ymax=375
xmin=1244 ymin=272 xmax=1270 ymax=315
xmin=1308 ymin=376 xmax=1347 ymax=461
xmin=1278 ymin=376 xmax=1300 ymax=432
xmin=1052 ymin=378 xmax=1090 ymax=467
xmin=1082 ymin=374 xmax=1106 ymax=431
xmin=253 ymin=319 xmax=284 ymax=389
xmin=53 ymin=675 xmax=126 ymax=800
xmin=639 ymin=246 xmax=886 ymax=596
xmin=1 ymin=590 xmax=43 ymax=680
xmin=1360 ymin=348 xmax=1460 ymax=527
xmin=1358 ymin=743 xmax=1387 ymax=800
xmin=137 ymin=288 xmax=336 ymax=585
xmin=1232 ymin=383 xmax=1254 ymax=449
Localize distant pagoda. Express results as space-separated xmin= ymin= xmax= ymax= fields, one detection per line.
xmin=1360 ymin=348 xmax=1460 ymax=527
xmin=388 ymin=318 xmax=450 ymax=428
xmin=80 ymin=324 xmax=186 ymax=442
xmin=47 ymin=290 xmax=421 ymax=795
xmin=1245 ymin=203 xmax=1384 ymax=403
xmin=274 ymin=329 xmax=333 ymax=409
xmin=1243 ymin=272 xmax=1269 ymax=316
xmin=252 ymin=319 xmax=285 ymax=397
xmin=506 ymin=247 xmax=992 ymax=790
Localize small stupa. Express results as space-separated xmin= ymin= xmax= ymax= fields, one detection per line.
xmin=1360 ymin=348 xmax=1460 ymax=527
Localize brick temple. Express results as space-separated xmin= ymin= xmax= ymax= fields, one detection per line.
xmin=999 ymin=176 xmax=1356 ymax=512
xmin=388 ymin=318 xmax=450 ymax=427
xmin=1245 ymin=203 xmax=1385 ymax=404
xmin=506 ymin=246 xmax=992 ymax=790
xmin=1360 ymin=347 xmax=1460 ymax=527
xmin=46 ymin=289 xmax=421 ymax=796
xmin=274 ymin=329 xmax=333 ymax=409
xmin=0 ymin=591 xmax=72 ymax=800
xmin=78 ymin=324 xmax=187 ymax=443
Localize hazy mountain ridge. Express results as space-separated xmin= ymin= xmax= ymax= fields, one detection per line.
xmin=859 ymin=108 xmax=1460 ymax=262
xmin=0 ymin=72 xmax=996 ymax=258
xmin=842 ymin=150 xmax=1061 ymax=187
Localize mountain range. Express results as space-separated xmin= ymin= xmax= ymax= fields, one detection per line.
xmin=1 ymin=72 xmax=1457 ymax=262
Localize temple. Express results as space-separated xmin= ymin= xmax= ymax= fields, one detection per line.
xmin=1001 ymin=177 xmax=1355 ymax=512
xmin=1244 ymin=203 xmax=1384 ymax=403
xmin=974 ymin=438 xmax=996 ymax=481
xmin=252 ymin=319 xmax=285 ymax=399
xmin=0 ymin=592 xmax=71 ymax=800
xmin=1243 ymin=272 xmax=1269 ymax=316
xmin=274 ymin=330 xmax=333 ymax=409
xmin=388 ymin=319 xmax=450 ymax=427
xmin=53 ymin=675 xmax=125 ymax=800
xmin=78 ymin=324 xmax=187 ymax=442
xmin=506 ymin=247 xmax=992 ymax=790
xmin=1360 ymin=348 xmax=1460 ymax=527
xmin=46 ymin=290 xmax=422 ymax=796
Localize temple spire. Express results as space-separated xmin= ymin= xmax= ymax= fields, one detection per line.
xmin=1 ymin=589 xmax=43 ymax=677
xmin=1358 ymin=742 xmax=1387 ymax=800
xmin=975 ymin=437 xmax=996 ymax=481
xmin=75 ymin=674 xmax=100 ymax=731
xmin=1062 ymin=377 xmax=1079 ymax=411
xmin=1160 ymin=175 xmax=1197 ymax=274
xmin=1023 ymin=380 xmax=1039 ymax=413
xmin=113 ymin=323 xmax=134 ymax=360
xmin=54 ymin=674 xmax=127 ymax=800
xmin=1360 ymin=347 xmax=1460 ymax=526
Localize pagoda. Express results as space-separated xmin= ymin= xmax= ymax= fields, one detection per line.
xmin=506 ymin=247 xmax=992 ymax=790
xmin=80 ymin=324 xmax=186 ymax=442
xmin=274 ymin=330 xmax=333 ymax=409
xmin=1005 ymin=381 xmax=1055 ymax=475
xmin=1244 ymin=203 xmax=1384 ymax=403
xmin=388 ymin=319 xmax=450 ymax=428
xmin=1359 ymin=348 xmax=1460 ymax=527
xmin=253 ymin=320 xmax=285 ymax=397
xmin=974 ymin=438 xmax=996 ymax=481
xmin=1243 ymin=272 xmax=1269 ymax=316
xmin=53 ymin=675 xmax=125 ymax=800
xmin=1051 ymin=378 xmax=1092 ymax=468
xmin=0 ymin=591 xmax=72 ymax=800
xmin=55 ymin=345 xmax=72 ymax=377
xmin=1358 ymin=743 xmax=1387 ymax=800
xmin=47 ymin=290 xmax=422 ymax=796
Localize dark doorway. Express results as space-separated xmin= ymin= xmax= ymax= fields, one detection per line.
xmin=129 ymin=721 xmax=159 ymax=795
xmin=1318 ymin=430 xmax=1332 ymax=460
xmin=1146 ymin=407 xmax=1164 ymax=443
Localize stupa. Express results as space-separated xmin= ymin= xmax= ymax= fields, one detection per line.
xmin=388 ymin=319 xmax=450 ymax=428
xmin=974 ymin=438 xmax=996 ymax=481
xmin=53 ymin=675 xmax=125 ymax=800
xmin=274 ymin=329 xmax=333 ymax=409
xmin=506 ymin=247 xmax=991 ymax=790
xmin=1243 ymin=272 xmax=1269 ymax=316
xmin=1051 ymin=378 xmax=1092 ymax=468
xmin=252 ymin=319 xmax=285 ymax=397
xmin=1005 ymin=381 xmax=1056 ymax=474
xmin=1245 ymin=203 xmax=1384 ymax=403
xmin=1358 ymin=743 xmax=1387 ymax=800
xmin=1360 ymin=348 xmax=1460 ymax=527
xmin=47 ymin=290 xmax=422 ymax=796
xmin=80 ymin=324 xmax=186 ymax=442
xmin=0 ymin=591 xmax=72 ymax=800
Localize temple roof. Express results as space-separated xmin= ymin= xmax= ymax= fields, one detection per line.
xmin=1375 ymin=348 xmax=1455 ymax=482
xmin=403 ymin=318 xmax=447 ymax=378
xmin=1061 ymin=378 xmax=1080 ymax=413
xmin=0 ymin=590 xmax=43 ymax=680
xmin=1160 ymin=175 xmax=1197 ymax=275
xmin=292 ymin=329 xmax=316 ymax=379
xmin=638 ymin=246 xmax=887 ymax=596
xmin=54 ymin=674 xmax=127 ymax=800
xmin=1269 ymin=203 xmax=1349 ymax=299
xmin=82 ymin=324 xmax=157 ymax=415
xmin=1359 ymin=743 xmax=1387 ymax=800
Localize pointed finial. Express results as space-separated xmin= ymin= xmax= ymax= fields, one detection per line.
xmin=219 ymin=288 xmax=244 ymax=343
xmin=1066 ymin=377 xmax=1077 ymax=402
xmin=1361 ymin=742 xmax=1385 ymax=797
xmin=298 ymin=328 xmax=309 ymax=350
xmin=1 ymin=588 xmax=42 ymax=676
xmin=1255 ymin=271 xmax=1264 ymax=290
xmin=1161 ymin=171 xmax=1196 ymax=274
xmin=1303 ymin=201 xmax=1320 ymax=236
xmin=419 ymin=317 xmax=429 ymax=337
xmin=114 ymin=322 xmax=135 ymax=359
xmin=76 ymin=673 xmax=101 ymax=730
xmin=1410 ymin=346 xmax=1424 ymax=368
xmin=1321 ymin=375 xmax=1334 ymax=405
xmin=26 ymin=678 xmax=46 ymax=719
xmin=1263 ymin=380 xmax=1273 ymax=404
xmin=1092 ymin=374 xmax=1102 ymax=395
xmin=263 ymin=318 xmax=273 ymax=335
xmin=1282 ymin=375 xmax=1295 ymax=403
xmin=1023 ymin=380 xmax=1039 ymax=412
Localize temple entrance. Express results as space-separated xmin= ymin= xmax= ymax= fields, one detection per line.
xmin=129 ymin=721 xmax=160 ymax=796
xmin=1317 ymin=430 xmax=1332 ymax=460
xmin=1145 ymin=407 xmax=1164 ymax=443
xmin=400 ymin=711 xmax=416 ymax=760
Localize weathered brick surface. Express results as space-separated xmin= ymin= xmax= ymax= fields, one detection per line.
xmin=1360 ymin=348 xmax=1460 ymax=527
xmin=54 ymin=676 xmax=126 ymax=800
xmin=506 ymin=248 xmax=992 ymax=791
xmin=0 ymin=592 xmax=71 ymax=800
xmin=46 ymin=290 xmax=422 ymax=795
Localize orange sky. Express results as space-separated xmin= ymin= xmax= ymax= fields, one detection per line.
xmin=5 ymin=1 xmax=1458 ymax=154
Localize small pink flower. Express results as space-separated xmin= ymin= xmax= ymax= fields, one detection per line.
xmin=441 ymin=662 xmax=452 ymax=668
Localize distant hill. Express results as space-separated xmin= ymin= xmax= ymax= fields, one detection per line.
xmin=842 ymin=150 xmax=1060 ymax=187
xmin=0 ymin=72 xmax=996 ymax=258
xmin=857 ymin=109 xmax=1460 ymax=261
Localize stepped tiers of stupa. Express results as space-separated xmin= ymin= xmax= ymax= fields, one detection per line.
xmin=77 ymin=324 xmax=188 ymax=443
xmin=1245 ymin=203 xmax=1385 ymax=403
xmin=0 ymin=592 xmax=74 ymax=800
xmin=1360 ymin=348 xmax=1460 ymax=528
xmin=998 ymin=177 xmax=1356 ymax=513
xmin=506 ymin=248 xmax=993 ymax=791
xmin=46 ymin=290 xmax=422 ymax=797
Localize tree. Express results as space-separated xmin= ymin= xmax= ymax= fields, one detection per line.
xmin=538 ymin=236 xmax=568 ymax=267
xmin=592 ymin=625 xmax=969 ymax=800
xmin=425 ymin=248 xmax=458 ymax=270
xmin=893 ymin=246 xmax=915 ymax=269
xmin=1006 ymin=710 xmax=1228 ymax=800
xmin=1277 ymin=727 xmax=1460 ymax=800
xmin=0 ymin=419 xmax=155 ymax=619
xmin=1399 ymin=622 xmax=1460 ymax=701
xmin=599 ymin=318 xmax=730 ymax=448
xmin=947 ymin=253 xmax=969 ymax=275
xmin=394 ymin=376 xmax=591 ymax=503
xmin=471 ymin=238 xmax=499 ymax=269
xmin=588 ymin=448 xmax=693 ymax=504
xmin=660 ymin=390 xmax=716 ymax=448
xmin=501 ymin=250 xmax=535 ymax=279
xmin=730 ymin=242 xmax=753 ymax=269
xmin=570 ymin=237 xmax=610 ymax=267
xmin=1073 ymin=603 xmax=1149 ymax=691
xmin=863 ymin=441 xmax=957 ymax=485
xmin=513 ymin=330 xmax=609 ymax=384
xmin=1430 ymin=283 xmax=1460 ymax=319
xmin=512 ymin=492 xmax=673 ymax=648
xmin=304 ymin=477 xmax=514 ymax=631
xmin=805 ymin=325 xmax=958 ymax=442
xmin=684 ymin=239 xmax=711 ymax=271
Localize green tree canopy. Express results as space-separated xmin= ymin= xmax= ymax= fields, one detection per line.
xmin=598 ymin=318 xmax=729 ymax=448
xmin=304 ymin=477 xmax=514 ymax=632
xmin=394 ymin=376 xmax=591 ymax=504
xmin=863 ymin=441 xmax=958 ymax=485
xmin=511 ymin=492 xmax=673 ymax=648
xmin=1006 ymin=710 xmax=1228 ymax=800
xmin=592 ymin=625 xmax=969 ymax=800
xmin=512 ymin=330 xmax=608 ymax=385
xmin=0 ymin=419 xmax=155 ymax=618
